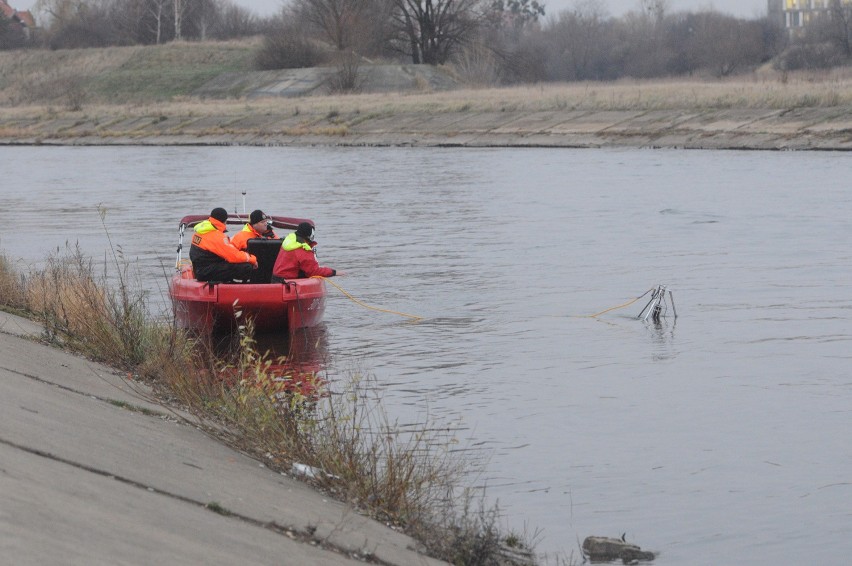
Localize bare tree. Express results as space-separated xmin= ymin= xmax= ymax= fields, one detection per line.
xmin=391 ymin=0 xmax=483 ymax=64
xmin=354 ymin=0 xmax=397 ymax=57
xmin=99 ymin=0 xmax=144 ymax=44
xmin=293 ymin=0 xmax=371 ymax=50
xmin=174 ymin=0 xmax=188 ymax=40
xmin=175 ymin=0 xmax=226 ymax=40
xmin=31 ymin=0 xmax=266 ymax=46
xmin=611 ymin=0 xmax=671 ymax=78
xmin=255 ymin=9 xmax=330 ymax=70
xmin=472 ymin=0 xmax=545 ymax=83
xmin=191 ymin=0 xmax=219 ymax=40
xmin=681 ymin=13 xmax=766 ymax=77
xmin=637 ymin=0 xmax=667 ymax=23
xmin=34 ymin=0 xmax=84 ymax=24
xmin=326 ymin=50 xmax=363 ymax=92
xmin=107 ymin=0 xmax=226 ymax=45
xmin=761 ymin=13 xmax=788 ymax=60
xmin=209 ymin=1 xmax=262 ymax=38
xmin=485 ymin=0 xmax=543 ymax=29
xmin=543 ymin=0 xmax=611 ymax=81
xmin=827 ymin=0 xmax=852 ymax=56
xmin=146 ymin=0 xmax=169 ymax=43
xmin=452 ymin=41 xmax=502 ymax=84
xmin=35 ymin=0 xmax=113 ymax=48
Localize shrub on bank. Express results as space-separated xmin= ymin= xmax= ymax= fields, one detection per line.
xmin=23 ymin=244 xmax=150 ymax=368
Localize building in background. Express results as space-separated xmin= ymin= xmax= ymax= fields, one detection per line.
xmin=0 ymin=0 xmax=35 ymax=38
xmin=771 ymin=0 xmax=852 ymax=33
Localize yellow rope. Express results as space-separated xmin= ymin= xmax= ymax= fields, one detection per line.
xmin=315 ymin=277 xmax=647 ymax=322
xmin=312 ymin=276 xmax=423 ymax=321
xmin=576 ymin=289 xmax=653 ymax=318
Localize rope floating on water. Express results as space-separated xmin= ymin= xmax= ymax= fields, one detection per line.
xmin=576 ymin=288 xmax=654 ymax=318
xmin=581 ymin=289 xmax=651 ymax=318
xmin=312 ymin=276 xmax=423 ymax=321
xmin=579 ymin=285 xmax=677 ymax=321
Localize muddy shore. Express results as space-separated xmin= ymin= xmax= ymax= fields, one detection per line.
xmin=2 ymin=106 xmax=851 ymax=150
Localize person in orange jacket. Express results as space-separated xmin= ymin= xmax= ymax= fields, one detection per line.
xmin=231 ymin=209 xmax=278 ymax=251
xmin=271 ymin=222 xmax=336 ymax=281
xmin=189 ymin=207 xmax=257 ymax=282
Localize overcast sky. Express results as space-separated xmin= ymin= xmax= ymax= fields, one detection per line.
xmin=13 ymin=0 xmax=770 ymax=22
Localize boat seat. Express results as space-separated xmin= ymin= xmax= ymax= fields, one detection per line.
xmin=246 ymin=239 xmax=282 ymax=284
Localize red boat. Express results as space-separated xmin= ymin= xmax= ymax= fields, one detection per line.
xmin=169 ymin=213 xmax=327 ymax=333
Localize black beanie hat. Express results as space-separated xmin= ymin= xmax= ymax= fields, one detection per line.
xmin=295 ymin=222 xmax=314 ymax=240
xmin=210 ymin=207 xmax=228 ymax=223
xmin=250 ymin=210 xmax=267 ymax=225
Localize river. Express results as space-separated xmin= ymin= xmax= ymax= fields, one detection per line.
xmin=1 ymin=145 xmax=850 ymax=564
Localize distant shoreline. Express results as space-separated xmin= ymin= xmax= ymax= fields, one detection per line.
xmin=4 ymin=39 xmax=852 ymax=151
xmin=3 ymin=74 xmax=852 ymax=151
xmin=2 ymin=105 xmax=851 ymax=151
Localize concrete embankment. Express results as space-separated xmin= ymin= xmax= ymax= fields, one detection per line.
xmin=2 ymin=106 xmax=852 ymax=150
xmin=0 ymin=311 xmax=446 ymax=566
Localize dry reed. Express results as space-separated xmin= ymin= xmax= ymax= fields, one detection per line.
xmin=0 ymin=254 xmax=27 ymax=312
xmin=22 ymin=244 xmax=150 ymax=368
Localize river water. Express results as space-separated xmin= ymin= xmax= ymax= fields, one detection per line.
xmin=1 ymin=145 xmax=850 ymax=564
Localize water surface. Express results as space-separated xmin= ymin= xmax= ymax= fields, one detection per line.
xmin=2 ymin=146 xmax=850 ymax=564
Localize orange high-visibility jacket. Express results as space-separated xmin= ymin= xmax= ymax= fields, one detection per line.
xmin=190 ymin=218 xmax=256 ymax=267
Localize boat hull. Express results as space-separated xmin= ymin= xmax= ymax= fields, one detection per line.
xmin=169 ymin=269 xmax=326 ymax=333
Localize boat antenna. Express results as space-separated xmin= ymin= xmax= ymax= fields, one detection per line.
xmin=242 ymin=190 xmax=247 ymax=215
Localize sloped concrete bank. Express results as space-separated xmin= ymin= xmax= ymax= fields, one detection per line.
xmin=0 ymin=311 xmax=448 ymax=566
xmin=193 ymin=65 xmax=462 ymax=98
xmin=2 ymin=106 xmax=852 ymax=150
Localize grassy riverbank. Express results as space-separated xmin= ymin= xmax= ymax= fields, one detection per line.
xmin=2 ymin=38 xmax=852 ymax=111
xmin=2 ymin=40 xmax=852 ymax=150
xmin=0 ymin=243 xmax=537 ymax=566
xmin=3 ymin=68 xmax=852 ymax=118
xmin=0 ymin=39 xmax=259 ymax=106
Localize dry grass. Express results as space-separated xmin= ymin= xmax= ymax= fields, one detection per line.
xmin=0 ymin=75 xmax=849 ymax=146
xmin=231 ymin=70 xmax=852 ymax=112
xmin=3 ymin=66 xmax=852 ymax=125
xmin=0 ymin=241 xmax=536 ymax=565
xmin=180 ymin=326 xmax=474 ymax=530
xmin=3 ymin=39 xmax=852 ymax=139
xmin=0 ymin=254 xmax=27 ymax=312
xmin=0 ymin=39 xmax=259 ymax=107
xmin=2 ymin=59 xmax=852 ymax=148
xmin=21 ymin=244 xmax=150 ymax=368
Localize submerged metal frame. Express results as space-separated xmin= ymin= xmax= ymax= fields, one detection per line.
xmin=637 ymin=284 xmax=677 ymax=322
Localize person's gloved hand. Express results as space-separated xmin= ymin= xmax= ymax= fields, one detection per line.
xmin=248 ymin=254 xmax=258 ymax=268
